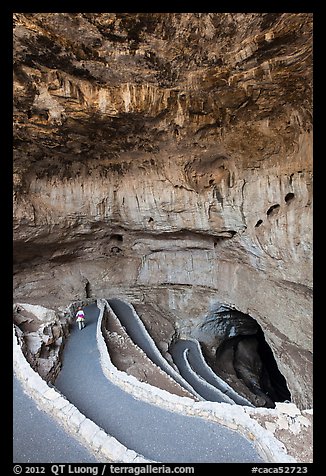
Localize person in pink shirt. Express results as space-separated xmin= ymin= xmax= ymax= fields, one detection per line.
xmin=75 ymin=306 xmax=86 ymax=330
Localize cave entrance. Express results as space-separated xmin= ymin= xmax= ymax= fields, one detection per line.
xmin=202 ymin=308 xmax=291 ymax=408
xmin=255 ymin=328 xmax=291 ymax=403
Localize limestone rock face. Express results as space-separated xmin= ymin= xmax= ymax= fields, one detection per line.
xmin=13 ymin=13 xmax=312 ymax=408
xmin=13 ymin=304 xmax=68 ymax=381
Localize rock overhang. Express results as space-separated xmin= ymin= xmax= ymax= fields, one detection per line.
xmin=13 ymin=12 xmax=313 ymax=409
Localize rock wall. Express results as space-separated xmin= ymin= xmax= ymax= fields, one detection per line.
xmin=13 ymin=303 xmax=68 ymax=382
xmin=13 ymin=13 xmax=312 ymax=408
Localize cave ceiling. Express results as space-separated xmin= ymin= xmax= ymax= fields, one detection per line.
xmin=13 ymin=12 xmax=312 ymax=182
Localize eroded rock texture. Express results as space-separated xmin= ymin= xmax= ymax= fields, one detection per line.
xmin=13 ymin=303 xmax=69 ymax=381
xmin=13 ymin=13 xmax=312 ymax=408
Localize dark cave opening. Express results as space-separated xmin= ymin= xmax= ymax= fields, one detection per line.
xmin=213 ymin=330 xmax=291 ymax=407
xmin=285 ymin=192 xmax=295 ymax=203
xmin=204 ymin=308 xmax=291 ymax=407
xmin=255 ymin=328 xmax=291 ymax=403
xmin=110 ymin=234 xmax=123 ymax=242
xmin=85 ymin=280 xmax=91 ymax=298
xmin=266 ymin=204 xmax=280 ymax=216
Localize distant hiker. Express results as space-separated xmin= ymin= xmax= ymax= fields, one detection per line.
xmin=75 ymin=306 xmax=86 ymax=330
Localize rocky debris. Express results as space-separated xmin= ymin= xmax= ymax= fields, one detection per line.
xmin=102 ymin=306 xmax=194 ymax=399
xmin=13 ymin=303 xmax=68 ymax=382
xmin=131 ymin=302 xmax=181 ymax=373
xmin=244 ymin=405 xmax=313 ymax=463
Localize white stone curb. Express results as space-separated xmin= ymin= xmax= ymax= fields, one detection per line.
xmin=183 ymin=337 xmax=253 ymax=406
xmin=13 ymin=324 xmax=154 ymax=463
xmin=102 ymin=299 xmax=201 ymax=399
xmin=97 ymin=298 xmax=297 ymax=464
xmin=109 ymin=299 xmax=204 ymax=397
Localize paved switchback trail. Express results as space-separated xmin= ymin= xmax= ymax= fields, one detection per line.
xmin=13 ymin=376 xmax=99 ymax=463
xmin=169 ymin=339 xmax=253 ymax=406
xmin=55 ymin=303 xmax=263 ymax=463
xmin=109 ymin=299 xmax=252 ymax=406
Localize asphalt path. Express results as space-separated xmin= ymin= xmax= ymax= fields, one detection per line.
xmin=13 ymin=375 xmax=99 ymax=463
xmin=109 ymin=300 xmax=249 ymax=406
xmin=54 ymin=303 xmax=263 ymax=463
xmin=108 ymin=298 xmax=165 ymax=368
xmin=169 ymin=340 xmax=235 ymax=403
xmin=170 ymin=339 xmax=253 ymax=406
xmin=108 ymin=298 xmax=200 ymax=398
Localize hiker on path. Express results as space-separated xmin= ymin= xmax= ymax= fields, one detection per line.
xmin=75 ymin=306 xmax=86 ymax=330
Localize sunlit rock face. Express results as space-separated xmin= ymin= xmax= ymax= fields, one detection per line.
xmin=13 ymin=13 xmax=312 ymax=408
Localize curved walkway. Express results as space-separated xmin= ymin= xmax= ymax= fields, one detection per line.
xmin=13 ymin=375 xmax=99 ymax=463
xmin=170 ymin=339 xmax=253 ymax=406
xmin=169 ymin=340 xmax=235 ymax=404
xmin=109 ymin=299 xmax=250 ymax=406
xmin=55 ymin=303 xmax=263 ymax=463
xmin=108 ymin=298 xmax=201 ymax=398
